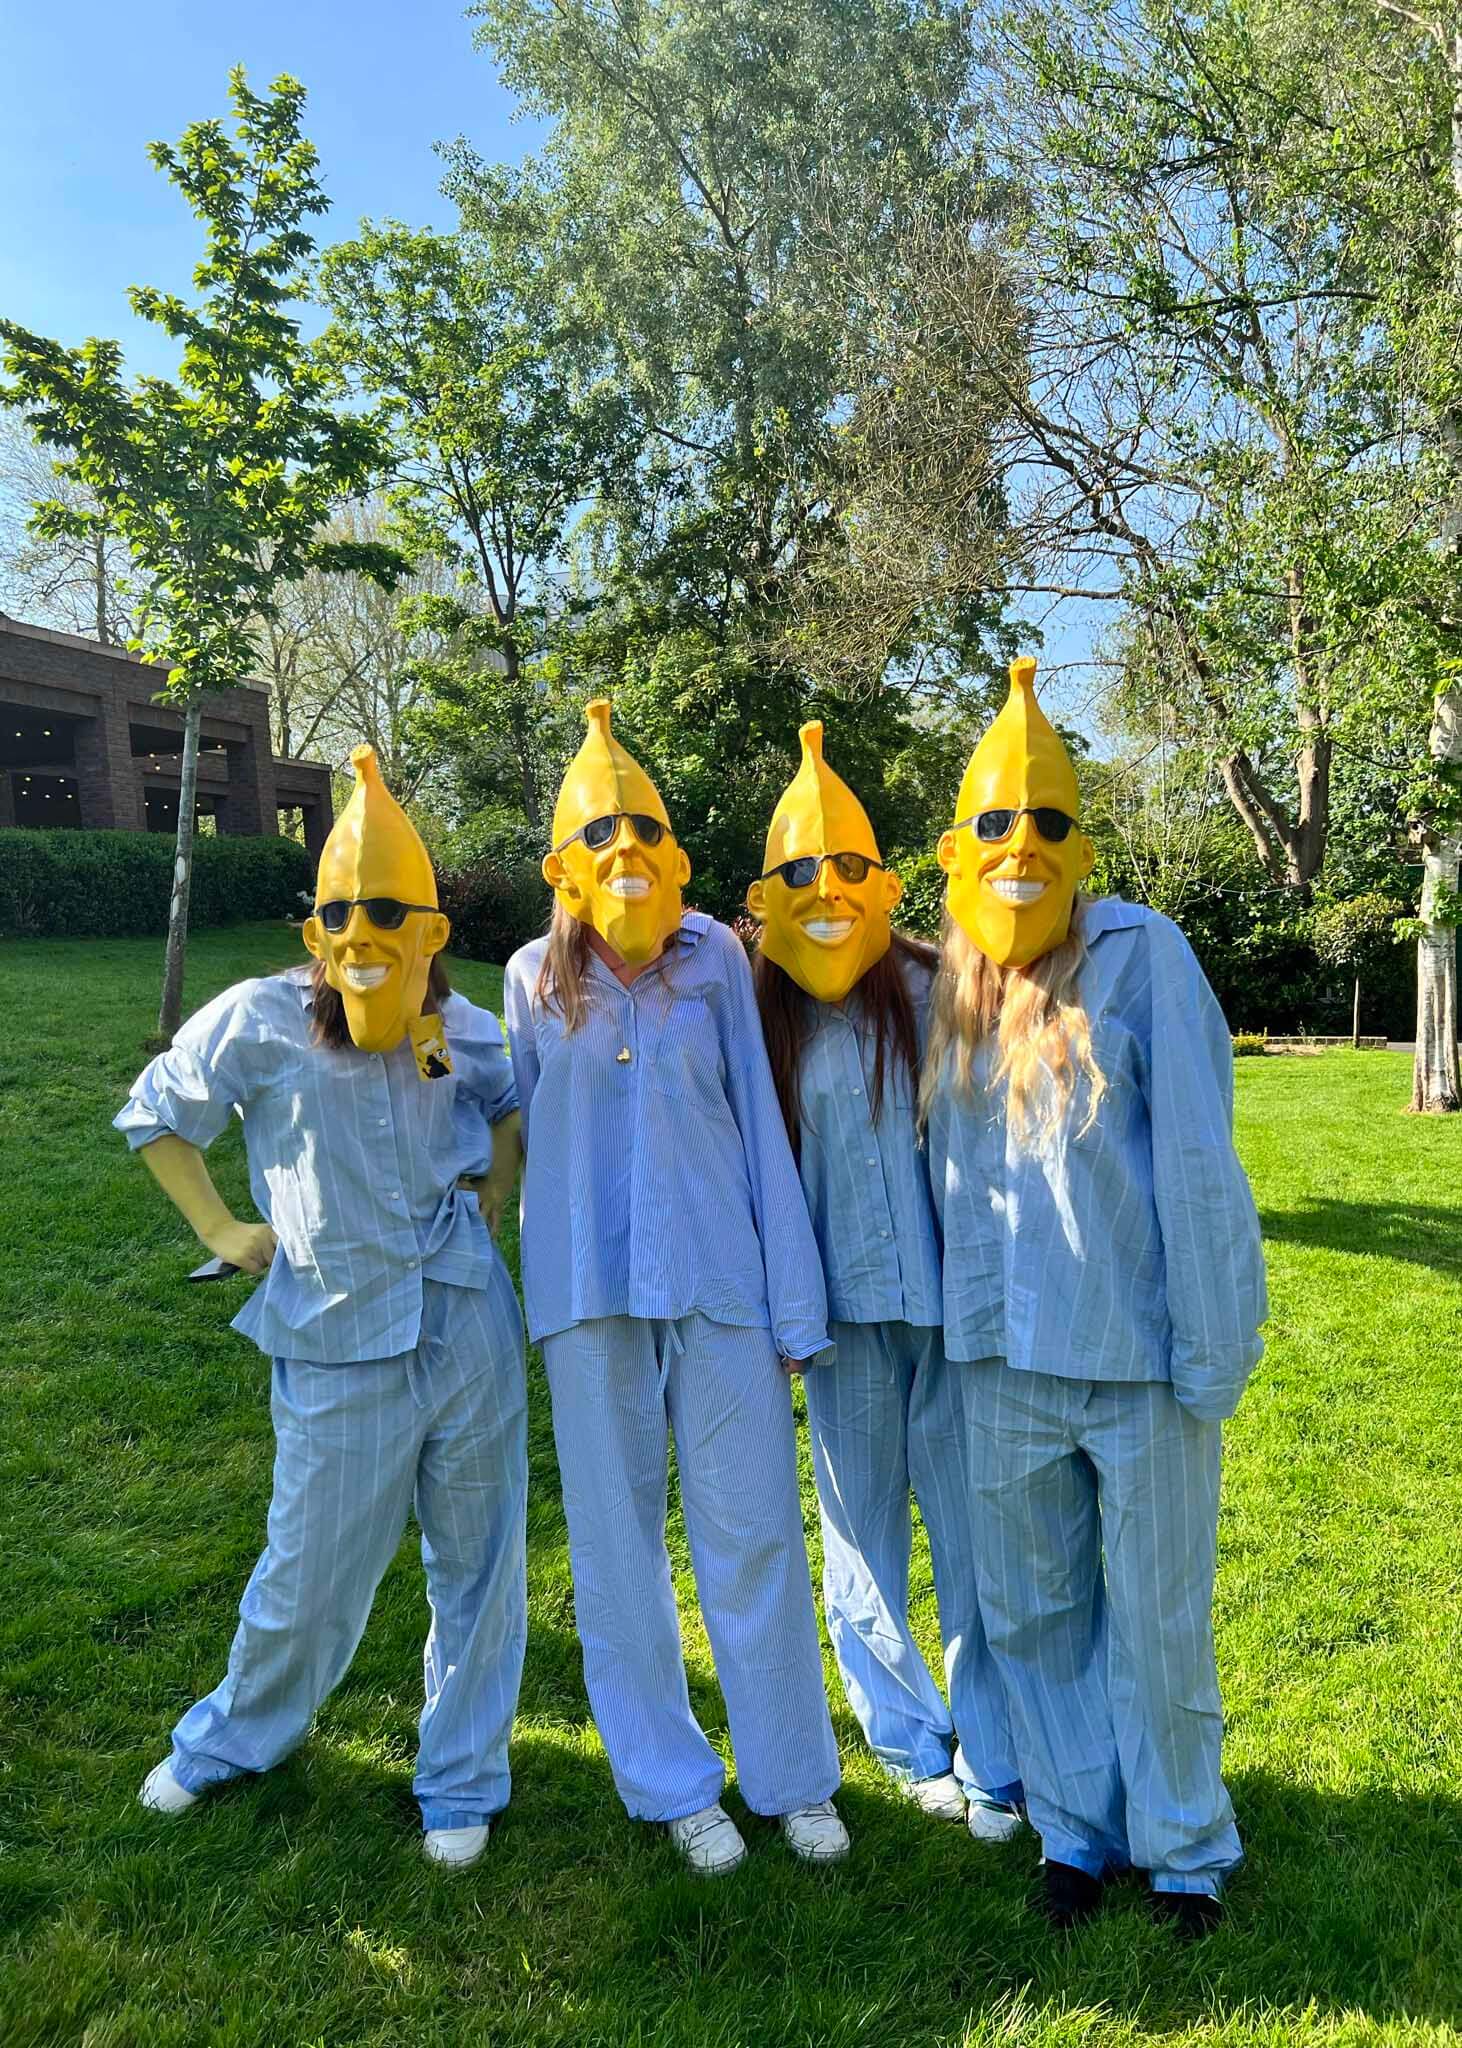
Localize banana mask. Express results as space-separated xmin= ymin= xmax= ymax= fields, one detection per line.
xmin=748 ymin=722 xmax=902 ymax=1003
xmin=302 ymin=746 xmax=450 ymax=1059
xmin=938 ymin=657 xmax=1093 ymax=968
xmin=543 ymin=699 xmax=690 ymax=966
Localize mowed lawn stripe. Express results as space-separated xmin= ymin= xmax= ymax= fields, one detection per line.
xmin=1 ymin=925 xmax=1460 ymax=2047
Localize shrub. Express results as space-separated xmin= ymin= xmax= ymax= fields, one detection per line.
xmin=1232 ymin=1032 xmax=1268 ymax=1057
xmin=0 ymin=828 xmax=312 ymax=938
xmin=438 ymin=854 xmax=549 ymax=965
xmin=891 ymin=847 xmax=945 ymax=941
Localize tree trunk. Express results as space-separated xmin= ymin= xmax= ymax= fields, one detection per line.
xmin=93 ymin=529 xmax=110 ymax=646
xmin=1352 ymin=973 xmax=1361 ymax=1051
xmin=156 ymin=696 xmax=202 ymax=1044
xmin=1411 ymin=823 xmax=1461 ymax=1110
xmin=1412 ymin=21 xmax=1462 ymax=1110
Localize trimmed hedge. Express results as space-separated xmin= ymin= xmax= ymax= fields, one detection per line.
xmin=0 ymin=828 xmax=314 ymax=938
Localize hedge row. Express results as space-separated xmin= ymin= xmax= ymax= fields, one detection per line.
xmin=0 ymin=828 xmax=314 ymax=938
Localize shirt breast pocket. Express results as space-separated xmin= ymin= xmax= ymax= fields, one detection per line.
xmin=650 ymin=996 xmax=737 ymax=1124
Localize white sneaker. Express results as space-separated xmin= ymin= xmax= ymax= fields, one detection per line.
xmin=967 ymin=1798 xmax=1024 ymax=1844
xmin=423 ymin=1823 xmax=490 ymax=1868
xmin=904 ymin=1771 xmax=967 ymax=1822
xmin=780 ymin=1798 xmax=851 ymax=1864
xmin=138 ymin=1760 xmax=200 ymax=1816
xmin=666 ymin=1803 xmax=747 ymax=1876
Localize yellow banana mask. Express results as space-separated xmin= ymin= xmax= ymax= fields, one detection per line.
xmin=543 ymin=700 xmax=690 ymax=967
xmin=302 ymin=746 xmax=451 ymax=1060
xmin=938 ymin=657 xmax=1094 ymax=969
xmin=747 ymin=722 xmax=902 ymax=1004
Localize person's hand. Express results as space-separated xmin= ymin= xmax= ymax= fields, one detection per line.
xmin=204 ymin=1219 xmax=278 ymax=1274
xmin=781 ymin=1356 xmax=811 ymax=1376
xmin=475 ymin=1173 xmax=516 ymax=1237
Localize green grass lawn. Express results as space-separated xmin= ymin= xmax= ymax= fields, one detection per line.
xmin=2 ymin=924 xmax=1461 ymax=2048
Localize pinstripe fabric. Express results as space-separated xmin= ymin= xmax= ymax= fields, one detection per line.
xmin=503 ymin=915 xmax=831 ymax=1363
xmin=794 ymin=953 xmax=941 ymax=1326
xmin=789 ymin=949 xmax=1015 ymax=1798
xmin=167 ymin=1275 xmax=529 ymax=1829
xmin=805 ymin=1321 xmax=1020 ymax=1800
xmin=115 ymin=968 xmax=518 ymax=1363
xmin=926 ymin=900 xmax=1267 ymax=1419
xmin=541 ymin=1313 xmax=840 ymax=1822
xmin=966 ymin=1363 xmax=1239 ymax=1894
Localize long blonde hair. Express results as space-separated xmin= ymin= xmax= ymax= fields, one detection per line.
xmin=919 ymin=898 xmax=1107 ymax=1150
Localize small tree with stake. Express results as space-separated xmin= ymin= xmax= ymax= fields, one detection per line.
xmin=1310 ymin=895 xmax=1405 ymax=1049
xmin=0 ymin=69 xmax=401 ymax=1041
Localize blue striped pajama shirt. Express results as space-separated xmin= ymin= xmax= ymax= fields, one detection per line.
xmin=115 ymin=970 xmax=529 ymax=1827
xmin=792 ymin=951 xmax=1019 ymax=1802
xmin=504 ymin=916 xmax=840 ymax=1821
xmin=926 ymin=899 xmax=1266 ymax=1892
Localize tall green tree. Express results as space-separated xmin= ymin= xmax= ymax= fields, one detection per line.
xmin=317 ymin=220 xmax=633 ymax=830
xmin=969 ymin=0 xmax=1440 ymax=898
xmin=0 ymin=71 xmax=399 ymax=1039
xmin=439 ymin=0 xmax=1015 ymax=904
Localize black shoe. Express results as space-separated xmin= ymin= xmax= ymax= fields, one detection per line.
xmin=1040 ymin=1860 xmax=1105 ymax=1928
xmin=1150 ymin=1890 xmax=1223 ymax=1940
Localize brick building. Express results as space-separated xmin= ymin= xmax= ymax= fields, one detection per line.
xmin=0 ymin=612 xmax=333 ymax=861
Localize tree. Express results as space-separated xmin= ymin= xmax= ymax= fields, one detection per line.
xmin=317 ymin=220 xmax=633 ymax=830
xmin=1310 ymin=893 xmax=1405 ymax=1047
xmin=256 ymin=500 xmax=460 ymax=803
xmin=961 ymin=0 xmax=1447 ymax=907
xmin=0 ymin=71 xmax=400 ymax=1039
xmin=0 ymin=415 xmax=136 ymax=644
xmin=449 ymin=0 xmax=1015 ymax=719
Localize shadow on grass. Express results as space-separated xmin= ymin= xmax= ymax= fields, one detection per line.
xmin=1260 ymin=1198 xmax=1462 ymax=1276
xmin=5 ymin=1725 xmax=1462 ymax=2043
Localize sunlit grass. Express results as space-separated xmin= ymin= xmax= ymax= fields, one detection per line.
xmin=2 ymin=927 xmax=1460 ymax=2045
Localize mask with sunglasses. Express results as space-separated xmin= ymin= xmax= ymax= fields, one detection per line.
xmin=543 ymin=699 xmax=691 ymax=966
xmin=302 ymin=746 xmax=451 ymax=1059
xmin=938 ymin=657 xmax=1094 ymax=969
xmin=747 ymin=722 xmax=903 ymax=1003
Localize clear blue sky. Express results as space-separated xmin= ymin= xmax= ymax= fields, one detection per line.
xmin=0 ymin=0 xmax=539 ymax=380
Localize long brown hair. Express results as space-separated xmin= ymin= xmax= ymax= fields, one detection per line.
xmin=754 ymin=932 xmax=939 ymax=1153
xmin=533 ymin=900 xmax=593 ymax=1033
xmin=302 ymin=953 xmax=452 ymax=1050
xmin=918 ymin=901 xmax=1106 ymax=1149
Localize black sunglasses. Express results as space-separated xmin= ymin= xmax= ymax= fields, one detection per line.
xmin=316 ymin=897 xmax=437 ymax=934
xmin=554 ymin=812 xmax=669 ymax=854
xmin=957 ymin=807 xmax=1078 ymax=845
xmin=762 ymin=850 xmax=886 ymax=889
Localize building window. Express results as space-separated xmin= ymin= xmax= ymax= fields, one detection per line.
xmin=13 ymin=773 xmax=81 ymax=827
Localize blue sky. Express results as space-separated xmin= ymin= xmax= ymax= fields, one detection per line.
xmin=0 ymin=0 xmax=538 ymax=381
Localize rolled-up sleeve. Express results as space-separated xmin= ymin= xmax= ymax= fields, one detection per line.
xmin=452 ymin=1002 xmax=519 ymax=1126
xmin=714 ymin=930 xmax=832 ymax=1365
xmin=1147 ymin=918 xmax=1267 ymax=1419
xmin=113 ymin=983 xmax=261 ymax=1152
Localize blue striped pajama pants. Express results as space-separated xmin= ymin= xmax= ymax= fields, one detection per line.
xmin=541 ymin=1313 xmax=841 ymax=1823
xmin=804 ymin=1321 xmax=1021 ymax=1803
xmin=966 ymin=1362 xmax=1241 ymax=1894
xmin=168 ymin=1273 xmax=528 ymax=1830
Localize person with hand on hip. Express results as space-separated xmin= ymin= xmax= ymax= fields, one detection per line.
xmin=118 ymin=747 xmax=528 ymax=1871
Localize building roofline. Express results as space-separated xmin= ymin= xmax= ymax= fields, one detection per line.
xmin=0 ymin=609 xmax=269 ymax=695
